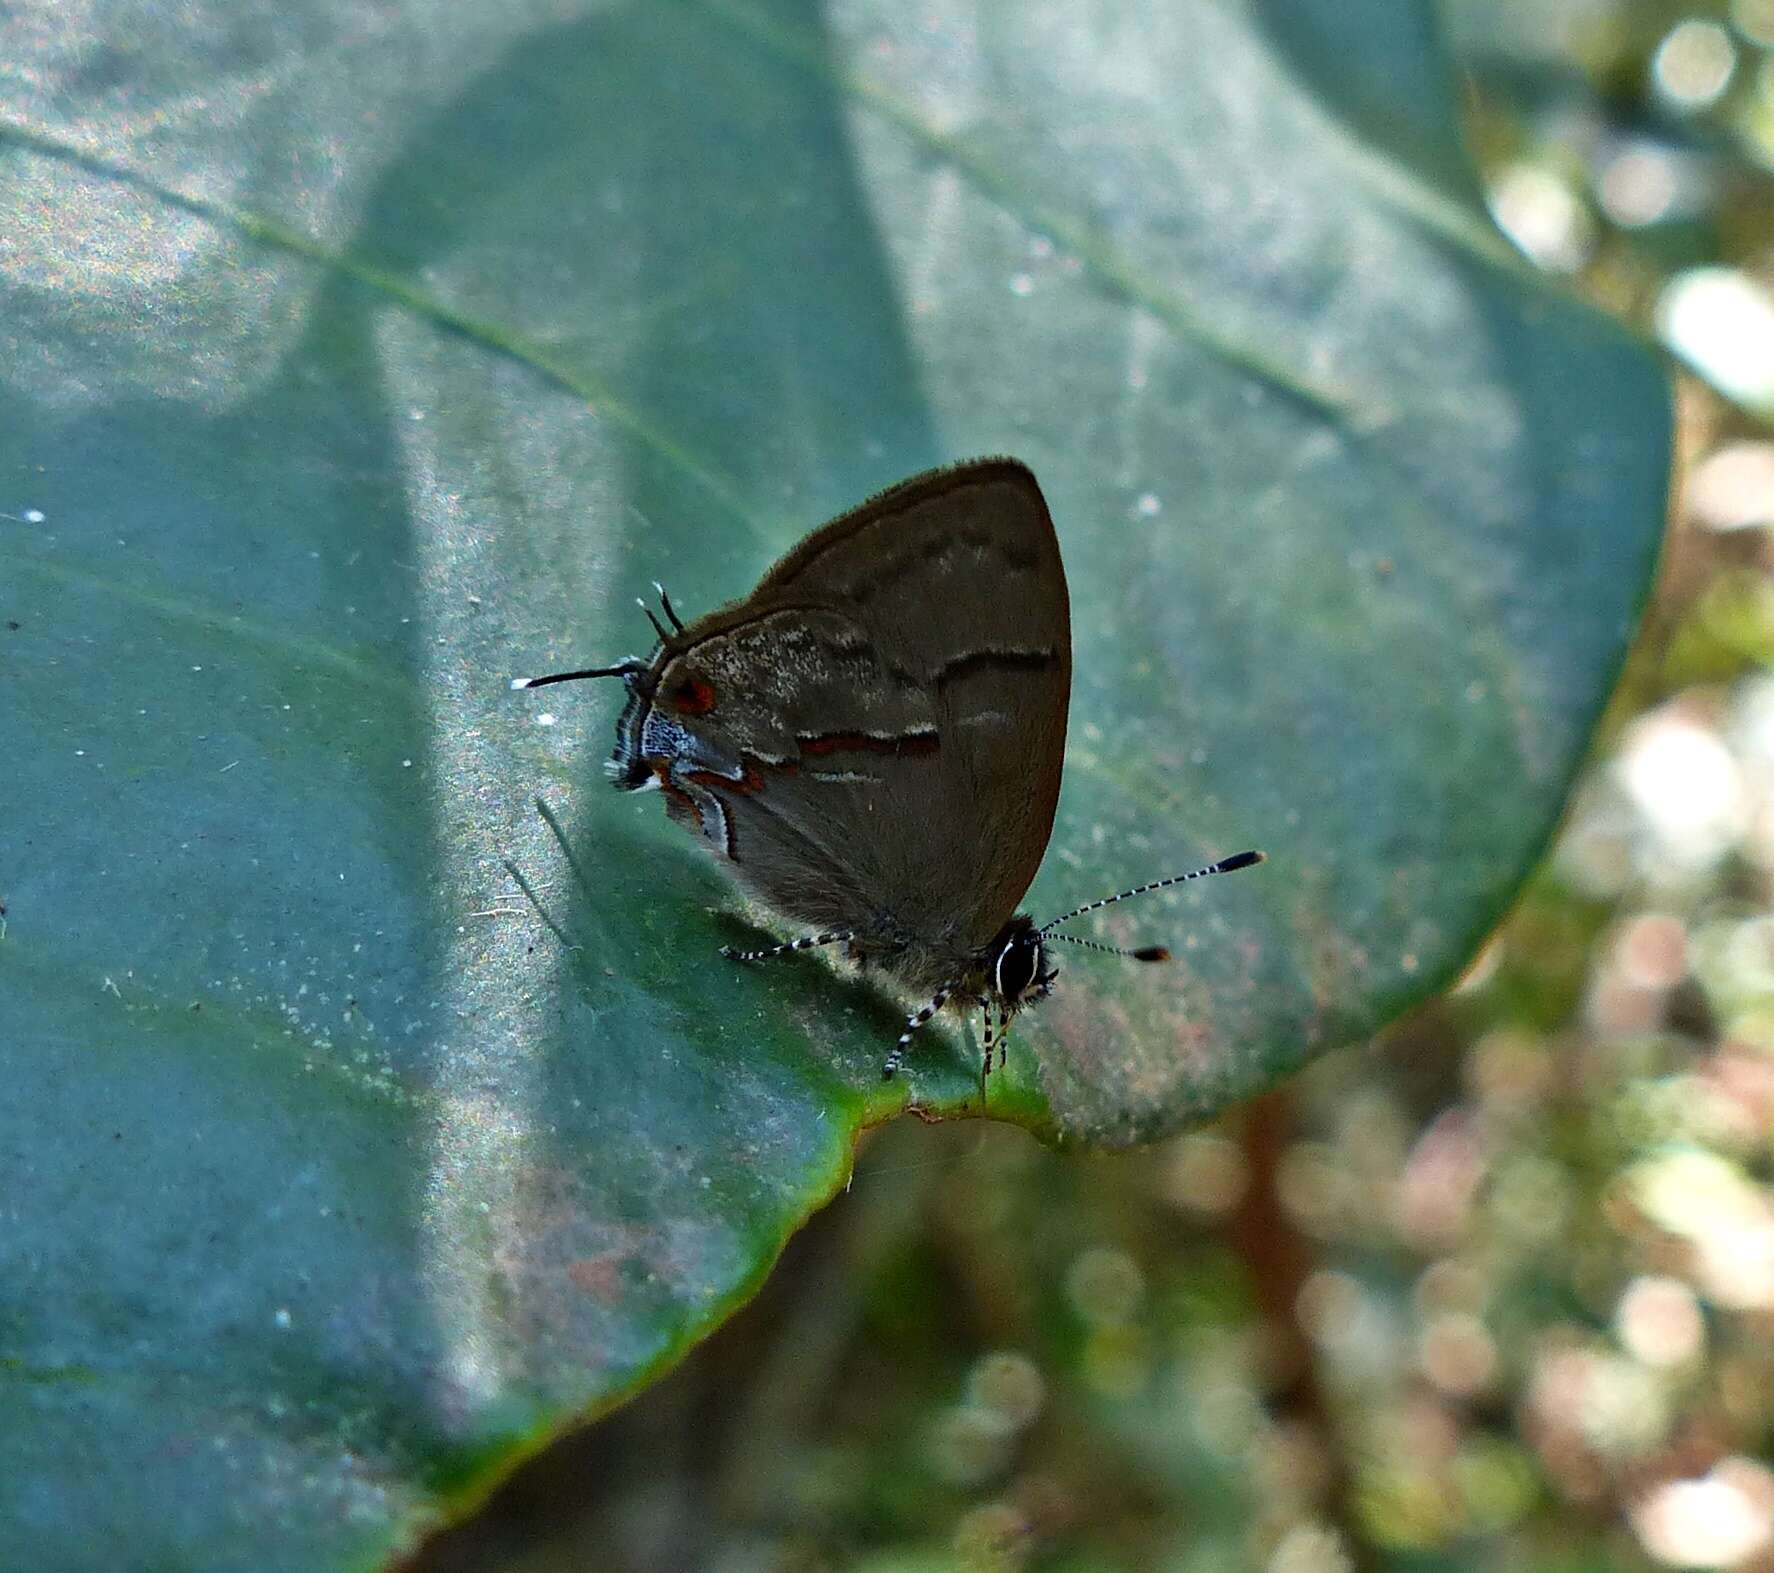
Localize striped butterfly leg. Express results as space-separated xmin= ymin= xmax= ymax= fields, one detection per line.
xmin=881 ymin=986 xmax=952 ymax=1080
xmin=977 ymin=1002 xmax=1011 ymax=1105
xmin=979 ymin=1006 xmax=996 ymax=1105
xmin=720 ymin=929 xmax=854 ymax=963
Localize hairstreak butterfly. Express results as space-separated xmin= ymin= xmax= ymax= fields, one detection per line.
xmin=515 ymin=458 xmax=1263 ymax=1097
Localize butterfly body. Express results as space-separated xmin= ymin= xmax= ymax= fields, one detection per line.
xmin=601 ymin=460 xmax=1069 ymax=1012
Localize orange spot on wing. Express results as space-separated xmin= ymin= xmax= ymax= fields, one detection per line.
xmin=665 ymin=675 xmax=717 ymax=714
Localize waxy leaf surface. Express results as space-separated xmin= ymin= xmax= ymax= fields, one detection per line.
xmin=0 ymin=0 xmax=1668 ymax=1565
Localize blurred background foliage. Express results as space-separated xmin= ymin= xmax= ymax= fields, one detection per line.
xmin=414 ymin=4 xmax=1774 ymax=1570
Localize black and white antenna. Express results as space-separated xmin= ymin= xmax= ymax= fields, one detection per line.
xmin=1040 ymin=849 xmax=1265 ymax=938
xmin=510 ymin=661 xmax=647 ymax=690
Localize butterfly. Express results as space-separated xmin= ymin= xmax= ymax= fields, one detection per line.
xmin=516 ymin=458 xmax=1262 ymax=1095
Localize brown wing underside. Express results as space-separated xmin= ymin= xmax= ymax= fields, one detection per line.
xmin=661 ymin=460 xmax=1071 ymax=958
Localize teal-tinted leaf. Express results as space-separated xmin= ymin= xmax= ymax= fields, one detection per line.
xmin=0 ymin=0 xmax=1668 ymax=1566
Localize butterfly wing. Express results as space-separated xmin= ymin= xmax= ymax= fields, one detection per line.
xmin=640 ymin=460 xmax=1070 ymax=970
xmin=753 ymin=458 xmax=1072 ymax=948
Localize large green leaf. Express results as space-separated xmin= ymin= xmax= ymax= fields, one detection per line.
xmin=0 ymin=0 xmax=1668 ymax=1566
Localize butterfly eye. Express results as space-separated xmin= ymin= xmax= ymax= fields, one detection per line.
xmin=664 ymin=673 xmax=717 ymax=715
